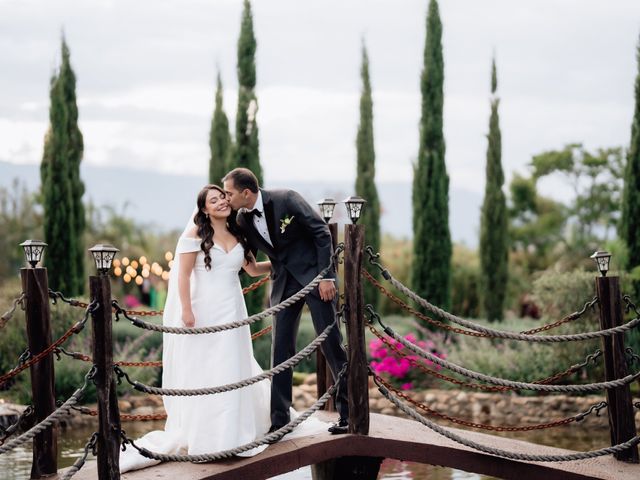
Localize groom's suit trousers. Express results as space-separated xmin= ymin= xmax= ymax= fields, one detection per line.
xmin=271 ymin=272 xmax=349 ymax=426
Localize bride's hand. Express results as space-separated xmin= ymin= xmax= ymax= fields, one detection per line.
xmin=182 ymin=310 xmax=196 ymax=327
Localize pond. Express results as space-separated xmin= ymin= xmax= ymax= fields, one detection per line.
xmin=0 ymin=419 xmax=611 ymax=480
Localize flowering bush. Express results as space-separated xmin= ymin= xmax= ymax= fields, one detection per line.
xmin=369 ymin=333 xmax=447 ymax=391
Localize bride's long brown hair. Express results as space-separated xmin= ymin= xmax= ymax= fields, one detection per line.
xmin=194 ymin=184 xmax=250 ymax=271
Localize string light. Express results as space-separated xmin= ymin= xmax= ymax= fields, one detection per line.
xmin=168 ymin=260 xmax=174 ymax=268
xmin=142 ymin=270 xmax=149 ymax=278
xmin=130 ymin=260 xmax=139 ymax=269
xmin=161 ymin=271 xmax=170 ymax=281
xmin=135 ymin=276 xmax=144 ymax=286
xmin=165 ymin=251 xmax=173 ymax=262
xmin=114 ymin=267 xmax=122 ymax=277
xmin=122 ymin=257 xmax=130 ymax=266
xmin=123 ymin=273 xmax=132 ymax=283
xmin=139 ymin=256 xmax=147 ymax=265
xmin=113 ymin=258 xmax=121 ymax=268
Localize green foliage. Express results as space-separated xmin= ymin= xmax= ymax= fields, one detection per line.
xmin=232 ymin=0 xmax=262 ymax=184
xmin=479 ymin=57 xmax=508 ymax=322
xmin=450 ymin=245 xmax=481 ymax=318
xmin=355 ymin=43 xmax=381 ymax=308
xmin=41 ymin=38 xmax=85 ymax=296
xmin=412 ymin=0 xmax=451 ymax=314
xmin=531 ymin=269 xmax=596 ymax=319
xmin=621 ymin=35 xmax=640 ymax=300
xmin=377 ymin=235 xmax=412 ymax=315
xmin=0 ymin=180 xmax=43 ymax=278
xmin=209 ymin=73 xmax=232 ymax=185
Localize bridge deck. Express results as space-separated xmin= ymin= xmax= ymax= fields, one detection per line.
xmin=66 ymin=412 xmax=640 ymax=480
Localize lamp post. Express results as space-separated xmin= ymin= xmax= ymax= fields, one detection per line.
xmin=591 ymin=251 xmax=638 ymax=462
xmin=316 ymin=198 xmax=339 ymax=412
xmin=88 ymin=244 xmax=122 ymax=479
xmin=19 ymin=240 xmax=57 ymax=478
xmin=341 ymin=196 xmax=369 ymax=435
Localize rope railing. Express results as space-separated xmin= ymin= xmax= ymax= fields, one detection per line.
xmin=0 ymin=406 xmax=33 ymax=446
xmin=59 ymin=432 xmax=98 ymax=480
xmin=115 ymin=315 xmax=340 ymax=396
xmin=0 ymin=301 xmax=98 ymax=388
xmin=0 ymin=293 xmax=25 ymax=330
xmin=367 ymin=323 xmax=602 ymax=392
xmin=373 ymin=374 xmax=608 ymax=432
xmin=365 ymin=248 xmax=639 ymax=343
xmin=363 ymin=270 xmax=599 ymax=338
xmin=378 ymin=317 xmax=640 ymax=393
xmin=0 ymin=366 xmax=95 ymax=455
xmin=121 ymin=366 xmax=346 ymax=462
xmin=116 ymin=245 xmax=342 ymax=335
xmin=376 ymin=378 xmax=640 ymax=462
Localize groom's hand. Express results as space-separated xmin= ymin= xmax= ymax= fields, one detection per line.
xmin=318 ymin=280 xmax=336 ymax=302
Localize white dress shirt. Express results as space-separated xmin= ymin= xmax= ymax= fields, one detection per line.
xmin=248 ymin=191 xmax=273 ymax=247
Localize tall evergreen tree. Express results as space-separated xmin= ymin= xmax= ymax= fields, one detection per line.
xmin=41 ymin=38 xmax=85 ymax=295
xmin=234 ymin=0 xmax=264 ymax=317
xmin=412 ymin=0 xmax=451 ymax=312
xmin=622 ymin=34 xmax=640 ymax=299
xmin=233 ymin=0 xmax=263 ymax=184
xmin=479 ymin=57 xmax=508 ymax=322
xmin=209 ymin=72 xmax=232 ymax=184
xmin=355 ymin=43 xmax=381 ymax=308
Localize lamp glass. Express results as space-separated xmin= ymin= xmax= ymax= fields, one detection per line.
xmin=317 ymin=198 xmax=337 ymax=223
xmin=89 ymin=244 xmax=119 ymax=274
xmin=343 ymin=196 xmax=367 ymax=224
xmin=590 ymin=250 xmax=611 ymax=277
xmin=20 ymin=240 xmax=47 ymax=268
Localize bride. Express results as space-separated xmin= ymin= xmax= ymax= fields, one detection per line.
xmin=120 ymin=184 xmax=275 ymax=473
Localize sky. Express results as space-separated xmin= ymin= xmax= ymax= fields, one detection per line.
xmin=0 ymin=0 xmax=639 ymax=204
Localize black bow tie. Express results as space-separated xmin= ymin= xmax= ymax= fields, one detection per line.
xmin=247 ymin=208 xmax=262 ymax=218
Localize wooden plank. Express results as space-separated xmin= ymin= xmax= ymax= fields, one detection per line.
xmin=21 ymin=267 xmax=57 ymax=478
xmin=595 ymin=276 xmax=639 ymax=462
xmin=66 ymin=410 xmax=640 ymax=480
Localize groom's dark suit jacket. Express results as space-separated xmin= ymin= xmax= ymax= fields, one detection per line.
xmin=236 ymin=188 xmax=336 ymax=304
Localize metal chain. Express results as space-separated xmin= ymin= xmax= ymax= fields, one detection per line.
xmin=377 ymin=380 xmax=640 ymax=462
xmin=367 ymin=324 xmax=601 ymax=392
xmin=0 ymin=367 xmax=95 ymax=454
xmin=380 ymin=319 xmax=640 ymax=392
xmin=54 ymin=347 xmax=164 ymax=368
xmin=0 ymin=302 xmax=98 ymax=388
xmin=121 ymin=367 xmax=346 ymax=462
xmin=115 ymin=316 xmax=340 ymax=396
xmin=384 ymin=269 xmax=638 ymax=343
xmin=71 ymin=405 xmax=167 ymax=422
xmin=0 ymin=406 xmax=34 ymax=446
xmin=0 ymin=293 xmax=25 ymax=329
xmin=374 ymin=374 xmax=608 ymax=432
xmin=59 ymin=432 xmax=98 ymax=480
xmin=362 ymin=269 xmax=598 ymax=338
xmin=251 ymin=324 xmax=273 ymax=340
xmin=626 ymin=348 xmax=640 ymax=367
xmin=118 ymin=245 xmax=342 ymax=335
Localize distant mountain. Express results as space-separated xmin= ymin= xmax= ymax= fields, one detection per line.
xmin=0 ymin=161 xmax=481 ymax=246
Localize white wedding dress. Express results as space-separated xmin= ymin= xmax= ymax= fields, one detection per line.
xmin=119 ymin=237 xmax=271 ymax=472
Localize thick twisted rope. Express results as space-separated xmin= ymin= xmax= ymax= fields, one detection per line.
xmin=380 ymin=320 xmax=640 ymax=392
xmin=118 ymin=245 xmax=342 ymax=335
xmin=59 ymin=432 xmax=98 ymax=480
xmin=0 ymin=367 xmax=94 ymax=454
xmin=0 ymin=293 xmax=25 ymax=329
xmin=377 ymin=380 xmax=640 ymax=462
xmin=385 ymin=271 xmax=638 ymax=342
xmin=116 ymin=318 xmax=338 ymax=396
xmin=123 ymin=367 xmax=346 ymax=462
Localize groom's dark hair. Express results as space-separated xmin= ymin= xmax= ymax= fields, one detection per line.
xmin=223 ymin=168 xmax=259 ymax=193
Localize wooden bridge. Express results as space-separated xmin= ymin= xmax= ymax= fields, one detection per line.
xmin=66 ymin=412 xmax=640 ymax=480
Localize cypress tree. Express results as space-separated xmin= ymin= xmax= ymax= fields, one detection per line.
xmin=209 ymin=72 xmax=232 ymax=184
xmin=355 ymin=43 xmax=381 ymax=308
xmin=622 ymin=34 xmax=640 ymax=299
xmin=41 ymin=69 xmax=77 ymax=294
xmin=233 ymin=0 xmax=263 ymax=184
xmin=234 ymin=0 xmax=264 ymax=317
xmin=412 ymin=0 xmax=451 ymax=312
xmin=479 ymin=57 xmax=508 ymax=322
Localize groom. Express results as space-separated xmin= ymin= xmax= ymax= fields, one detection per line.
xmin=222 ymin=168 xmax=349 ymax=434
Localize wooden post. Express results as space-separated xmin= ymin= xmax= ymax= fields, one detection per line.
xmin=595 ymin=275 xmax=639 ymax=463
xmin=344 ymin=223 xmax=369 ymax=435
xmin=317 ymin=222 xmax=338 ymax=411
xmin=90 ymin=275 xmax=121 ymax=479
xmin=20 ymin=267 xmax=57 ymax=478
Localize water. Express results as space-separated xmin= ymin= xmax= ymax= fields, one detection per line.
xmin=0 ymin=420 xmax=610 ymax=480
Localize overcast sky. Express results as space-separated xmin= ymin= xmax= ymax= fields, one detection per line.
xmin=0 ymin=0 xmax=639 ymax=201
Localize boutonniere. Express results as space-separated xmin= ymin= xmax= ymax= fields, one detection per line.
xmin=280 ymin=215 xmax=294 ymax=234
